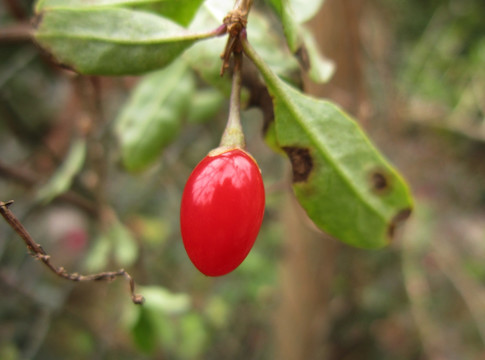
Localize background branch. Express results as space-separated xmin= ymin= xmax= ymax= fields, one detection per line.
xmin=0 ymin=200 xmax=144 ymax=305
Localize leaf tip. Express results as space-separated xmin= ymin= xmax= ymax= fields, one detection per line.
xmin=388 ymin=208 xmax=412 ymax=240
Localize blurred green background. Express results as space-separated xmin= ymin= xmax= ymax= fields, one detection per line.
xmin=1 ymin=0 xmax=485 ymax=359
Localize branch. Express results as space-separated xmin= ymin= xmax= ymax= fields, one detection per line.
xmin=0 ymin=22 xmax=32 ymax=42
xmin=220 ymin=0 xmax=253 ymax=75
xmin=0 ymin=200 xmax=144 ymax=305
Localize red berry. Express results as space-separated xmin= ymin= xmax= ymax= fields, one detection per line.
xmin=180 ymin=148 xmax=265 ymax=276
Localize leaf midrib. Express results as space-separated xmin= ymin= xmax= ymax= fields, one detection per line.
xmin=274 ymin=81 xmax=389 ymax=223
xmin=36 ymin=32 xmax=199 ymax=45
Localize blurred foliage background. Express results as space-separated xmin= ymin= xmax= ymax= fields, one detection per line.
xmin=1 ymin=0 xmax=485 ymax=359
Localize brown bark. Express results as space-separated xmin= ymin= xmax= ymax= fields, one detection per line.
xmin=273 ymin=0 xmax=368 ymax=359
xmin=274 ymin=196 xmax=338 ymax=360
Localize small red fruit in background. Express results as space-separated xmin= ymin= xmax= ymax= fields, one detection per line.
xmin=180 ymin=148 xmax=265 ymax=276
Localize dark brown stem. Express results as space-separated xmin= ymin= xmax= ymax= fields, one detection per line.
xmin=220 ymin=0 xmax=253 ymax=76
xmin=0 ymin=200 xmax=144 ymax=305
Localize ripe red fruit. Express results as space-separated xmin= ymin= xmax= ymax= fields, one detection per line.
xmin=180 ymin=148 xmax=265 ymax=276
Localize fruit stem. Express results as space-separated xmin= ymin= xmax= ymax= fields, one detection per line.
xmin=220 ymin=0 xmax=252 ymax=76
xmin=218 ymin=52 xmax=245 ymax=151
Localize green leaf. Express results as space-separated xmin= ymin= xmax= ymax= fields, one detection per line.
xmin=183 ymin=1 xmax=232 ymax=93
xmin=244 ymin=41 xmax=413 ymax=248
xmin=34 ymin=7 xmax=215 ymax=75
xmin=187 ymin=88 xmax=225 ymax=124
xmin=299 ymin=27 xmax=335 ymax=83
xmin=141 ymin=285 xmax=191 ymax=315
xmin=131 ymin=307 xmax=158 ymax=353
xmin=35 ymin=0 xmax=205 ymax=27
xmin=247 ymin=11 xmax=300 ymax=81
xmin=83 ymin=234 xmax=112 ymax=272
xmin=183 ymin=36 xmax=232 ymax=94
xmin=268 ymin=0 xmax=301 ymax=52
xmin=178 ymin=313 xmax=208 ymax=359
xmin=268 ymin=0 xmax=325 ymax=24
xmin=110 ymin=218 xmax=138 ymax=267
xmin=83 ymin=216 xmax=138 ymax=270
xmin=36 ymin=138 xmax=86 ymax=204
xmin=115 ymin=61 xmax=194 ymax=171
xmin=267 ymin=0 xmax=333 ymax=83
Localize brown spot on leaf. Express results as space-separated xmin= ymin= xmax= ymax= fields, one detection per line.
xmin=388 ymin=208 xmax=412 ymax=239
xmin=369 ymin=169 xmax=391 ymax=194
xmin=283 ymin=147 xmax=313 ymax=183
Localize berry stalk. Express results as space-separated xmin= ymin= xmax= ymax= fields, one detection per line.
xmin=212 ymin=52 xmax=245 ymax=154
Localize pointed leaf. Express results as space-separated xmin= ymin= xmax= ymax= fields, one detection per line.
xmin=299 ymin=27 xmax=335 ymax=83
xmin=267 ymin=0 xmax=300 ymax=52
xmin=34 ymin=7 xmax=215 ymax=75
xmin=115 ymin=61 xmax=194 ymax=171
xmin=244 ymin=41 xmax=413 ymax=248
xmin=267 ymin=0 xmax=333 ymax=83
xmin=35 ymin=0 xmax=205 ymax=27
xmin=36 ymin=138 xmax=86 ymax=204
xmin=247 ymin=11 xmax=300 ymax=81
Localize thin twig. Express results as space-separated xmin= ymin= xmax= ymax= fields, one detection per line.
xmin=0 ymin=200 xmax=144 ymax=305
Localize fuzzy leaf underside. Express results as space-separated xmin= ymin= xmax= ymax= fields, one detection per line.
xmin=34 ymin=7 xmax=212 ymax=75
xmin=115 ymin=61 xmax=194 ymax=171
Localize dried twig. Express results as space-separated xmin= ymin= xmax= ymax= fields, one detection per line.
xmin=0 ymin=200 xmax=144 ymax=305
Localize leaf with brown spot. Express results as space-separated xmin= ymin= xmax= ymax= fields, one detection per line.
xmin=369 ymin=168 xmax=392 ymax=194
xmin=282 ymin=146 xmax=313 ymax=182
xmin=244 ymin=40 xmax=413 ymax=248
